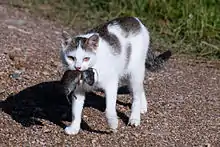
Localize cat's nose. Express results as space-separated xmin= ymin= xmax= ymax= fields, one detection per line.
xmin=75 ymin=66 xmax=81 ymax=70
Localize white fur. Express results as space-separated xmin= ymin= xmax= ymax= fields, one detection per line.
xmin=76 ymin=33 xmax=99 ymax=39
xmin=65 ymin=90 xmax=85 ymax=135
xmin=61 ymin=18 xmax=150 ymax=135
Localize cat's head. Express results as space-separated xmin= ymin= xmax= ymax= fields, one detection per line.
xmin=60 ymin=31 xmax=99 ymax=71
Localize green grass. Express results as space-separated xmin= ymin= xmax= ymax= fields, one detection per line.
xmin=9 ymin=0 xmax=220 ymax=59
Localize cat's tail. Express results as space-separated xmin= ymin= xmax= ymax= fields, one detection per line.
xmin=145 ymin=48 xmax=172 ymax=72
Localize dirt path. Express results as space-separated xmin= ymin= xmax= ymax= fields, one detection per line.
xmin=0 ymin=4 xmax=219 ymax=147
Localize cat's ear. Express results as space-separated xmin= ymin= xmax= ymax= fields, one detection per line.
xmin=86 ymin=34 xmax=99 ymax=51
xmin=61 ymin=31 xmax=72 ymax=48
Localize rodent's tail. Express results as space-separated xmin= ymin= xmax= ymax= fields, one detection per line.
xmin=145 ymin=48 xmax=172 ymax=72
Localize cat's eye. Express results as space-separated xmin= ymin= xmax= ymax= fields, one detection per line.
xmin=83 ymin=57 xmax=90 ymax=61
xmin=67 ymin=56 xmax=76 ymax=61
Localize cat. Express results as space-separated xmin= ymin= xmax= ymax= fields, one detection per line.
xmin=60 ymin=16 xmax=171 ymax=135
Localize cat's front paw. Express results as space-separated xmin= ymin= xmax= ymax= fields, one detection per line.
xmin=64 ymin=125 xmax=80 ymax=135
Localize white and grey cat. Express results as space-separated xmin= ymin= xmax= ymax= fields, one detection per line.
xmin=60 ymin=16 xmax=171 ymax=135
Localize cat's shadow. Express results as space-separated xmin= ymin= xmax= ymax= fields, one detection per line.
xmin=0 ymin=81 xmax=131 ymax=134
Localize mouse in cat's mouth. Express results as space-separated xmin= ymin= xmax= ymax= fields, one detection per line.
xmin=60 ymin=68 xmax=95 ymax=103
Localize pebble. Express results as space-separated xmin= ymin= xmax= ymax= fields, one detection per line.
xmin=0 ymin=89 xmax=5 ymax=94
xmin=42 ymin=71 xmax=50 ymax=76
xmin=9 ymin=70 xmax=23 ymax=80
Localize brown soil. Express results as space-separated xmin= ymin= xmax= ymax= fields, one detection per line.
xmin=0 ymin=4 xmax=219 ymax=147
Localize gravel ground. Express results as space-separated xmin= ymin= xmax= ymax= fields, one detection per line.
xmin=0 ymin=4 xmax=220 ymax=147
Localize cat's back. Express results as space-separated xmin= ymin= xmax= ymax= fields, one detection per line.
xmin=87 ymin=16 xmax=144 ymax=39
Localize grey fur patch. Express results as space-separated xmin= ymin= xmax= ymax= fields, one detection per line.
xmin=73 ymin=36 xmax=99 ymax=52
xmin=75 ymin=37 xmax=87 ymax=48
xmin=87 ymin=24 xmax=121 ymax=54
xmin=75 ymin=37 xmax=87 ymax=50
xmin=65 ymin=37 xmax=89 ymax=53
xmin=125 ymin=43 xmax=132 ymax=68
xmin=113 ymin=17 xmax=141 ymax=37
xmin=64 ymin=38 xmax=78 ymax=53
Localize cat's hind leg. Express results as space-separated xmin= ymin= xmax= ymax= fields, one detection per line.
xmin=128 ymin=64 xmax=146 ymax=126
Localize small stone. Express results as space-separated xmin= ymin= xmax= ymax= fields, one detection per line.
xmin=91 ymin=139 xmax=97 ymax=144
xmin=0 ymin=89 xmax=5 ymax=94
xmin=109 ymin=128 xmax=117 ymax=133
xmin=43 ymin=129 xmax=51 ymax=133
xmin=8 ymin=53 xmax=15 ymax=61
xmin=10 ymin=70 xmax=23 ymax=80
xmin=132 ymin=132 xmax=139 ymax=138
xmin=42 ymin=71 xmax=50 ymax=76
xmin=204 ymin=143 xmax=211 ymax=147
